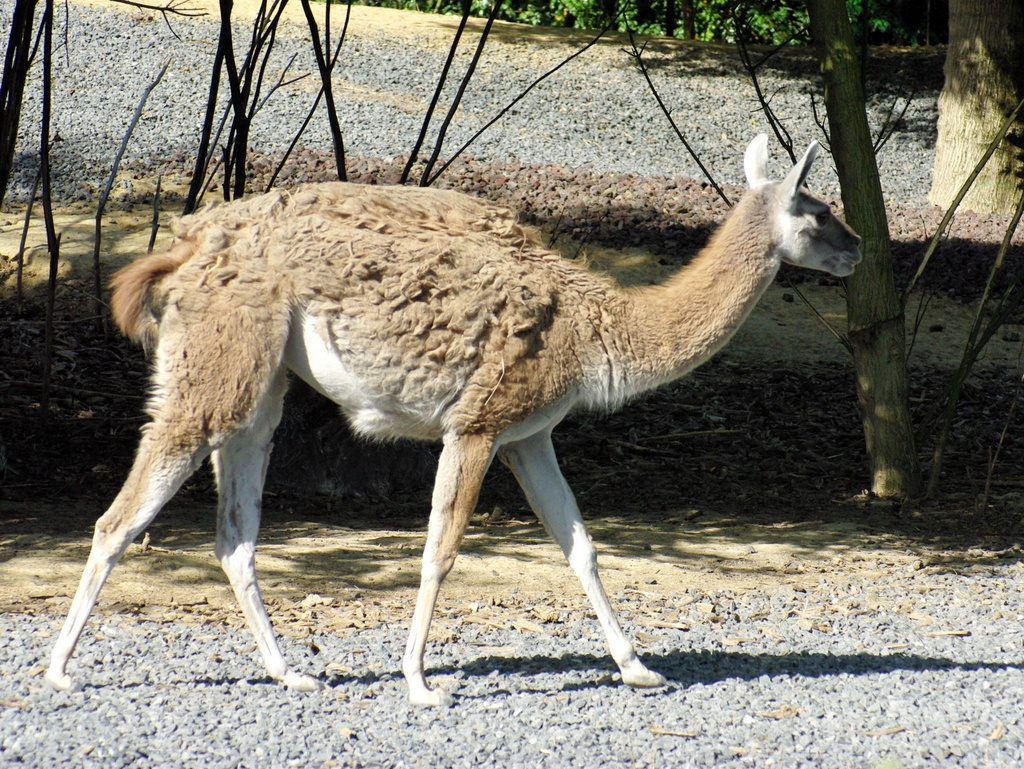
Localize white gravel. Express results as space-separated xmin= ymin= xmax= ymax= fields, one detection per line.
xmin=4 ymin=569 xmax=1024 ymax=767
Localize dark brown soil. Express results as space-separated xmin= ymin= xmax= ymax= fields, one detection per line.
xmin=4 ymin=153 xmax=1024 ymax=544
xmin=3 ymin=144 xmax=1024 ymax=622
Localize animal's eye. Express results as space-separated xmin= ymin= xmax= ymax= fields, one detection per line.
xmin=815 ymin=211 xmax=831 ymax=226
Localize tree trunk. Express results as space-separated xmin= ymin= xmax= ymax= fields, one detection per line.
xmin=679 ymin=0 xmax=695 ymax=39
xmin=664 ymin=0 xmax=677 ymax=38
xmin=0 ymin=0 xmax=39 ymax=210
xmin=808 ymin=0 xmax=921 ymax=498
xmin=929 ymin=0 xmax=1024 ymax=214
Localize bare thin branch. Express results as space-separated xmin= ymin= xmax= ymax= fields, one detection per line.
xmin=925 ymin=188 xmax=1024 ymax=497
xmin=255 ymin=58 xmax=307 ymax=114
xmin=402 ymin=0 xmax=472 ymax=185
xmin=904 ymin=288 xmax=934 ymax=363
xmin=427 ymin=17 xmax=618 ymax=185
xmin=93 ymin=58 xmax=169 ymax=333
xmin=300 ymin=0 xmax=346 ymax=180
xmin=148 ymin=172 xmax=162 ymax=253
xmin=734 ymin=23 xmax=794 ymax=163
xmin=39 ymin=0 xmax=59 ymax=422
xmin=903 ymin=92 xmax=1024 ymax=301
xmin=183 ymin=17 xmax=226 ymax=214
xmin=625 ymin=30 xmax=731 ymax=208
xmin=809 ymin=92 xmax=830 ymax=150
xmin=0 ymin=0 xmax=44 ymax=211
xmin=217 ymin=0 xmax=249 ymax=200
xmin=783 ymin=277 xmax=852 ymax=354
xmin=109 ymin=0 xmax=207 ymax=38
xmin=979 ymin=359 xmax=1024 ymax=511
xmin=419 ymin=0 xmax=503 ymax=187
xmin=14 ymin=168 xmax=41 ymax=311
xmin=872 ymin=91 xmax=914 ymax=154
xmin=108 ymin=0 xmax=207 ymax=17
xmin=269 ymin=1 xmax=350 ymax=189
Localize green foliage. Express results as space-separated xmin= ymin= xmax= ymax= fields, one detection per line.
xmin=352 ymin=0 xmax=943 ymax=46
xmin=847 ymin=0 xmax=944 ymax=45
xmin=713 ymin=0 xmax=809 ymax=44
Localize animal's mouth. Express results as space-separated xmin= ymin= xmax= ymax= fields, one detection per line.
xmin=783 ymin=249 xmax=861 ymax=277
xmin=834 ymin=251 xmax=861 ymax=277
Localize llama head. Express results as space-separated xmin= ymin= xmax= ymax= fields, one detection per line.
xmin=744 ymin=134 xmax=862 ymax=278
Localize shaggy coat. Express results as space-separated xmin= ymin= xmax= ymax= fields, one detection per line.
xmin=113 ymin=185 xmax=612 ymax=440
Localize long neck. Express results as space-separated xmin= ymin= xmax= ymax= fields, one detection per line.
xmin=589 ymin=192 xmax=781 ymax=405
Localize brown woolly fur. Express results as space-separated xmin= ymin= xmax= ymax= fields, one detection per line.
xmin=108 ymin=173 xmax=858 ymax=444
xmin=52 ymin=138 xmax=861 ymax=706
xmin=111 ymin=183 xmax=625 ymax=438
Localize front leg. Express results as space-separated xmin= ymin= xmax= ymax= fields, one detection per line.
xmin=403 ymin=432 xmax=495 ymax=706
xmin=499 ymin=429 xmax=666 ymax=689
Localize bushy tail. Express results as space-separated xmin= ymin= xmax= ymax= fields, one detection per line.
xmin=109 ymin=244 xmax=191 ymax=351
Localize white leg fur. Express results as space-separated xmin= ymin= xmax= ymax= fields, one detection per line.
xmin=499 ymin=430 xmax=666 ymax=689
xmin=212 ymin=381 xmax=323 ymax=692
xmin=403 ymin=557 xmax=451 ymax=707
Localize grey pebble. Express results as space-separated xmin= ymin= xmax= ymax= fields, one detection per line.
xmin=4 ymin=568 xmax=1024 ymax=767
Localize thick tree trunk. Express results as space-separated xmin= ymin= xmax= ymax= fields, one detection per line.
xmin=808 ymin=0 xmax=921 ymax=498
xmin=929 ymin=0 xmax=1024 ymax=214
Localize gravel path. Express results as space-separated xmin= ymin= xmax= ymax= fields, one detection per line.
xmin=4 ymin=1 xmax=941 ymax=207
xmin=4 ymin=567 xmax=1024 ymax=767
xmin=7 ymin=4 xmax=1022 ymax=768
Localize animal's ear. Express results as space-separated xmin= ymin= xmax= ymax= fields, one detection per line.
xmin=780 ymin=140 xmax=819 ymax=204
xmin=744 ymin=134 xmax=770 ymax=189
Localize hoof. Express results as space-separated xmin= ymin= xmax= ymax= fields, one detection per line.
xmin=621 ymin=666 xmax=667 ymax=689
xmin=45 ymin=669 xmax=82 ymax=693
xmin=409 ymin=687 xmax=454 ymax=708
xmin=282 ymin=671 xmax=324 ymax=692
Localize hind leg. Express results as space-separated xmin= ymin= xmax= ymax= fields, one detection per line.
xmin=47 ymin=297 xmax=292 ymax=692
xmin=212 ymin=371 xmax=322 ymax=691
xmin=46 ymin=423 xmax=209 ymax=691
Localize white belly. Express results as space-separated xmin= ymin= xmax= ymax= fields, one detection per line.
xmin=283 ymin=312 xmax=449 ymax=440
xmin=284 ymin=312 xmax=578 ymax=446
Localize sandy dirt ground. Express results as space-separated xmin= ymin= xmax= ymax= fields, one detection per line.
xmin=0 ymin=197 xmax=978 ymax=630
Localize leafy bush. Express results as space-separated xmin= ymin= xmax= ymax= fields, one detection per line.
xmin=351 ymin=0 xmax=944 ymax=46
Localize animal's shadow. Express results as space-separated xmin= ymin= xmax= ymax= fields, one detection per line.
xmin=410 ymin=647 xmax=1021 ymax=697
xmin=306 ymin=646 xmax=1023 ymax=699
xmin=57 ymin=647 xmax=1020 ymax=699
